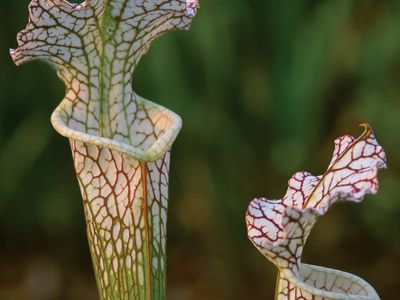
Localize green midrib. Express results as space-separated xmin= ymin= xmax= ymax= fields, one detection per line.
xmin=98 ymin=0 xmax=114 ymax=138
xmin=91 ymin=2 xmax=161 ymax=299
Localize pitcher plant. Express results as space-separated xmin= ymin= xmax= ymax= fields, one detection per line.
xmin=246 ymin=124 xmax=386 ymax=300
xmin=11 ymin=0 xmax=199 ymax=299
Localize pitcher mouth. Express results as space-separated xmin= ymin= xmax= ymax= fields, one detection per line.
xmin=280 ymin=264 xmax=380 ymax=300
xmin=51 ymin=95 xmax=182 ymax=162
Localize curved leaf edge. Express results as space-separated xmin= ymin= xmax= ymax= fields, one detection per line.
xmin=247 ymin=123 xmax=387 ymax=249
xmin=279 ymin=263 xmax=380 ymax=300
xmin=51 ymin=95 xmax=182 ymax=162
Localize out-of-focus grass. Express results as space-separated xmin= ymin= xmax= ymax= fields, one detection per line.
xmin=0 ymin=1 xmax=399 ymax=299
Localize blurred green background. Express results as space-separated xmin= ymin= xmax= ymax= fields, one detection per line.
xmin=1 ymin=0 xmax=400 ymax=299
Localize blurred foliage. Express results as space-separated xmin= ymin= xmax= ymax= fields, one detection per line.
xmin=1 ymin=0 xmax=400 ymax=299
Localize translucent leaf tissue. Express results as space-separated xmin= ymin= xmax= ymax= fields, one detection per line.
xmin=246 ymin=124 xmax=386 ymax=300
xmin=11 ymin=1 xmax=199 ymax=299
